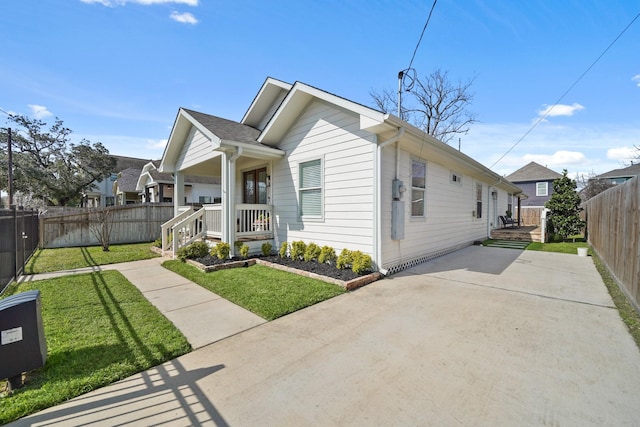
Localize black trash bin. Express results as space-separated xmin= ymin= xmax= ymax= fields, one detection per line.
xmin=0 ymin=290 xmax=47 ymax=388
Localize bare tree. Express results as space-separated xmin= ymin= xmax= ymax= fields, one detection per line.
xmin=576 ymin=172 xmax=614 ymax=201
xmin=88 ymin=207 xmax=115 ymax=251
xmin=370 ymin=68 xmax=477 ymax=144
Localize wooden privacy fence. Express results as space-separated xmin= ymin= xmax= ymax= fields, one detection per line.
xmin=40 ymin=203 xmax=175 ymax=249
xmin=515 ymin=207 xmax=543 ymax=226
xmin=583 ymin=176 xmax=640 ymax=311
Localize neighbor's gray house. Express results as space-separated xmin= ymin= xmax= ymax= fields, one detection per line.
xmin=595 ymin=163 xmax=640 ymax=185
xmin=83 ymin=155 xmax=151 ymax=207
xmin=158 ymin=77 xmax=522 ymax=274
xmin=136 ymin=161 xmax=221 ymax=204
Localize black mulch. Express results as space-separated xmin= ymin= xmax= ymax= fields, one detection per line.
xmin=193 ymin=254 xmax=368 ymax=282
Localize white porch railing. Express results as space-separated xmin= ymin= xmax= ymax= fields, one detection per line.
xmin=166 ymin=204 xmax=273 ymax=256
xmin=160 ymin=206 xmax=193 ymax=254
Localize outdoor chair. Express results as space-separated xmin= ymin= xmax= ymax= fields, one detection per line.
xmin=499 ymin=215 xmax=519 ymax=229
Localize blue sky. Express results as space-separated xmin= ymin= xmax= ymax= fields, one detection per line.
xmin=1 ymin=0 xmax=639 ymax=178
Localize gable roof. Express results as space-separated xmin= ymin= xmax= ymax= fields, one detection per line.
xmin=506 ymin=162 xmax=562 ymax=182
xmin=115 ymin=167 xmax=143 ymax=193
xmin=596 ymin=163 xmax=640 ymax=179
xmin=160 ymin=108 xmax=285 ymax=173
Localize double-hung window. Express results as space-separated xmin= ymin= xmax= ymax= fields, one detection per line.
xmin=411 ymin=159 xmax=426 ymax=217
xmin=299 ymin=159 xmax=322 ymax=218
xmin=536 ymin=182 xmax=548 ymax=197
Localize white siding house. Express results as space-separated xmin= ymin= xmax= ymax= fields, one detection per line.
xmin=159 ymin=77 xmax=522 ymax=274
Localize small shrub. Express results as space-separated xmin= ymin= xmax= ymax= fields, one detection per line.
xmin=290 ymin=241 xmax=307 ymax=261
xmin=177 ymin=241 xmax=209 ymax=262
xmin=336 ymin=248 xmax=353 ymax=270
xmin=239 ymin=244 xmax=250 ymax=258
xmin=262 ymin=242 xmax=273 ymax=256
xmin=279 ymin=242 xmax=289 ymax=258
xmin=152 ymin=237 xmax=162 ymax=248
xmin=351 ymin=251 xmax=372 ymax=275
xmin=234 ymin=241 xmax=243 ymax=252
xmin=304 ymin=243 xmax=321 ymax=262
xmin=318 ymin=246 xmax=336 ymax=264
xmin=209 ymin=245 xmax=218 ymax=258
xmin=215 ymin=242 xmax=231 ymax=260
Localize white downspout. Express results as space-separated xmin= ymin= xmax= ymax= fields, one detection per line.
xmin=375 ymin=127 xmax=405 ymax=275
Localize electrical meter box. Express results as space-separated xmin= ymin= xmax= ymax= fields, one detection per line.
xmin=0 ymin=290 xmax=47 ymax=380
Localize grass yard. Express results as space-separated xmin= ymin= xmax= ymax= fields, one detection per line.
xmin=0 ymin=271 xmax=191 ymax=425
xmin=526 ymin=240 xmax=590 ymax=255
xmin=163 ymin=260 xmax=346 ymax=321
xmin=25 ymin=242 xmax=160 ymax=274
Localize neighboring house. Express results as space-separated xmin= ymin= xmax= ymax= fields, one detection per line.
xmin=505 ymin=162 xmax=562 ymax=226
xmin=595 ymin=163 xmax=640 ymax=185
xmin=159 ymin=77 xmax=522 ymax=274
xmin=113 ymin=167 xmax=144 ymax=205
xmin=136 ymin=161 xmax=221 ymax=204
xmin=84 ymin=155 xmax=152 ymax=207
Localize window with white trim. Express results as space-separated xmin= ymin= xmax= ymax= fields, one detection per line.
xmin=476 ymin=183 xmax=483 ymax=219
xmin=507 ymin=193 xmax=513 ymax=216
xmin=411 ymin=159 xmax=426 ymax=217
xmin=299 ymin=158 xmax=322 ymax=217
xmin=536 ymin=182 xmax=548 ymax=197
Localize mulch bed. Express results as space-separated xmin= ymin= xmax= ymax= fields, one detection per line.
xmin=192 ymin=254 xmax=381 ymax=290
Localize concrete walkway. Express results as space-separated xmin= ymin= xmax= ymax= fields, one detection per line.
xmin=11 ymin=247 xmax=640 ymax=426
xmin=18 ymin=257 xmax=266 ymax=349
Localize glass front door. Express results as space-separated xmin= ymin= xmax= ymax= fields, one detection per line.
xmin=243 ymin=167 xmax=267 ymax=204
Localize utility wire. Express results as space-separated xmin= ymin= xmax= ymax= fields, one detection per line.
xmin=407 ymin=0 xmax=438 ymax=71
xmin=491 ymin=10 xmax=640 ymax=169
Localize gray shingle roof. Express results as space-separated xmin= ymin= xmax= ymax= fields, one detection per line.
xmin=597 ymin=163 xmax=640 ymax=179
xmin=112 ymin=155 xmax=153 ymax=171
xmin=182 ymin=108 xmax=261 ymax=145
xmin=506 ymin=162 xmax=563 ymax=182
xmin=116 ymin=167 xmax=143 ymax=192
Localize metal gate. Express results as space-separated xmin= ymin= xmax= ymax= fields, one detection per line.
xmin=0 ymin=207 xmax=39 ymax=294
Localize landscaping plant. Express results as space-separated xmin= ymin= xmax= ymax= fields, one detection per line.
xmin=261 ymin=242 xmax=273 ymax=256
xmin=545 ymin=169 xmax=585 ymax=241
xmin=279 ymin=242 xmax=289 ymax=258
xmin=290 ymin=241 xmax=307 ymax=260
xmin=303 ymin=242 xmax=321 ymax=262
xmin=336 ymin=249 xmax=353 ymax=270
xmin=318 ymin=246 xmax=336 ymax=264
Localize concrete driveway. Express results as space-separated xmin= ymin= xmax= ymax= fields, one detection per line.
xmin=13 ymin=246 xmax=640 ymax=426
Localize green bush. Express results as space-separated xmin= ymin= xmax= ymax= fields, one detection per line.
xmin=152 ymin=237 xmax=162 ymax=248
xmin=318 ymin=246 xmax=336 ymax=264
xmin=290 ymin=241 xmax=307 ymax=260
xmin=351 ymin=251 xmax=372 ymax=274
xmin=262 ymin=242 xmax=273 ymax=256
xmin=215 ymin=242 xmax=231 ymax=260
xmin=304 ymin=242 xmax=321 ymax=262
xmin=234 ymin=241 xmax=243 ymax=252
xmin=239 ymin=244 xmax=250 ymax=258
xmin=176 ymin=241 xmax=209 ymax=262
xmin=279 ymin=242 xmax=289 ymax=258
xmin=336 ymin=248 xmax=353 ymax=270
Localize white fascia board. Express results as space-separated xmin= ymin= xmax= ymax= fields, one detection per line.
xmin=258 ymin=81 xmax=386 ymax=145
xmin=242 ymin=77 xmax=293 ymax=126
xmin=219 ymin=139 xmax=285 ymax=159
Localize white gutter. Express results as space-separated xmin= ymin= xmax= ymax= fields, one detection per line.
xmin=375 ymin=127 xmax=405 ymax=275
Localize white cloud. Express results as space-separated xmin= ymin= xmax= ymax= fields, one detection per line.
xmin=28 ymin=104 xmax=53 ymax=119
xmin=81 ymin=0 xmax=198 ymax=5
xmin=145 ymin=138 xmax=168 ymax=150
xmin=522 ymin=150 xmax=587 ymax=168
xmin=633 ymin=74 xmax=640 ymax=87
xmin=170 ymin=11 xmax=198 ymax=24
xmin=537 ymin=103 xmax=585 ymax=118
xmin=607 ymin=146 xmax=637 ymax=162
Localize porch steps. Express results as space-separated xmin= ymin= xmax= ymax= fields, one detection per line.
xmin=490 ymin=226 xmax=542 ymax=243
xmin=485 ymin=240 xmax=530 ymax=250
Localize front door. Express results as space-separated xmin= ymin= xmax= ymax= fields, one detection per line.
xmin=243 ymin=167 xmax=268 ymax=204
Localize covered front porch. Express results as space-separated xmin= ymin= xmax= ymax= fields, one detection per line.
xmin=158 ymin=108 xmax=285 ymax=257
xmin=161 ymin=203 xmax=274 ymax=256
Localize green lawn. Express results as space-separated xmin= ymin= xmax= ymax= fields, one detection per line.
xmin=526 ymin=240 xmax=590 ymax=255
xmin=0 ymin=271 xmax=191 ymax=425
xmin=25 ymin=243 xmax=160 ymax=274
xmin=163 ymin=260 xmax=346 ymax=320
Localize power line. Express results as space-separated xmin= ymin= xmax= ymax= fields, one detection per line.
xmin=490 ymin=10 xmax=640 ymax=169
xmin=407 ymin=0 xmax=439 ymax=71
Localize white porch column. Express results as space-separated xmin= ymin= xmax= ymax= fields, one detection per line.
xmin=174 ymin=172 xmax=185 ymax=216
xmin=227 ymin=147 xmax=242 ymax=256
xmin=221 ymin=151 xmax=230 ymax=244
